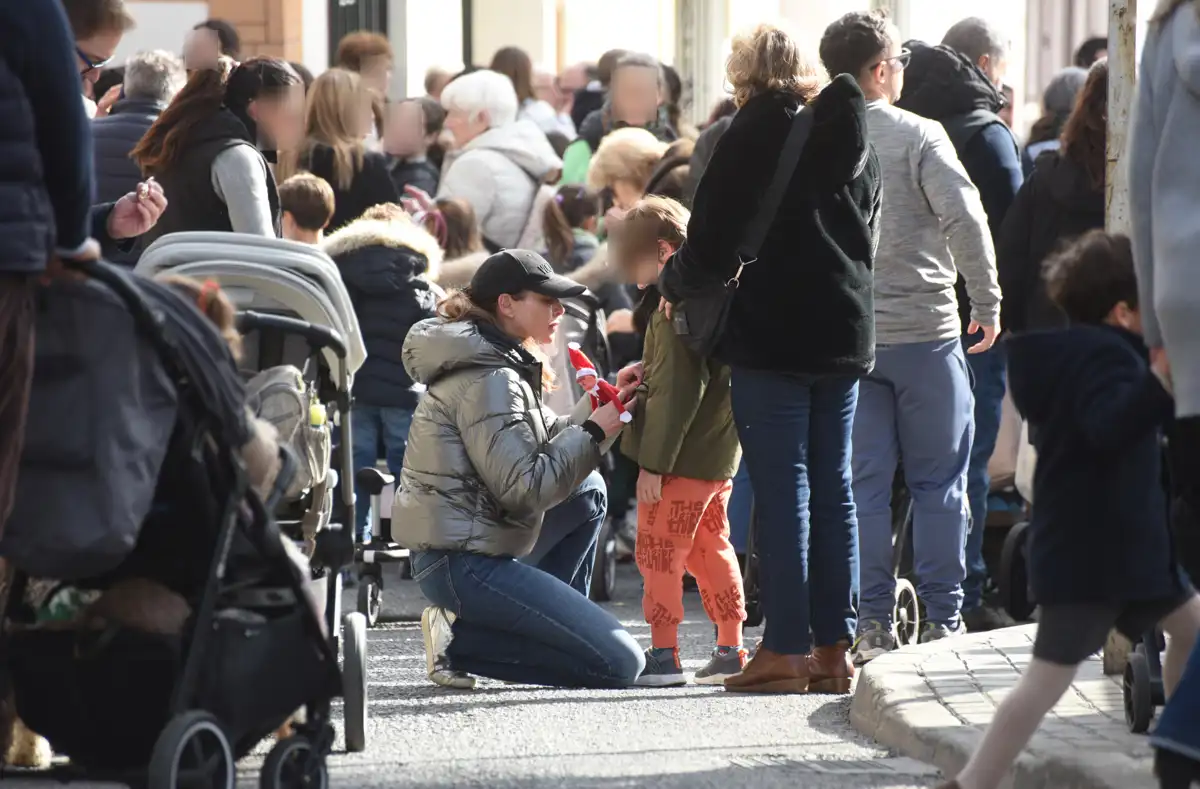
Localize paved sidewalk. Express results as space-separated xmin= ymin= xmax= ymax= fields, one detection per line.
xmin=851 ymin=625 xmax=1158 ymax=789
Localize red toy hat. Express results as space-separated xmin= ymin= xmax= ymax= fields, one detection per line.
xmin=567 ymin=342 xmax=597 ymax=380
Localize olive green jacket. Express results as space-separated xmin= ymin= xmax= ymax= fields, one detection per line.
xmin=621 ymin=309 xmax=740 ymax=481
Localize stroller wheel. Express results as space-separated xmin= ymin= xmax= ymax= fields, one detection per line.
xmin=148 ymin=710 xmax=234 ymax=789
xmin=357 ymin=577 xmax=382 ymax=628
xmin=894 ymin=578 xmax=921 ymax=646
xmin=1125 ymin=650 xmax=1155 ymax=734
xmin=261 ymin=735 xmax=330 ymax=789
xmin=342 ymin=612 xmax=369 ymax=753
xmin=589 ymin=519 xmax=618 ymax=602
xmin=999 ymin=522 xmax=1035 ymax=621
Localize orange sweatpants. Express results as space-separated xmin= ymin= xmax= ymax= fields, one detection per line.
xmin=635 ymin=476 xmax=746 ymax=649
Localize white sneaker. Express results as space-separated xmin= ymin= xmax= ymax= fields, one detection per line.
xmin=420 ymin=606 xmax=476 ymax=689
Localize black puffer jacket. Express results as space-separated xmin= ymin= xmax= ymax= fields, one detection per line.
xmin=324 ymin=217 xmax=443 ymax=409
xmin=661 ymin=75 xmax=882 ymax=375
xmin=997 ymin=150 xmax=1105 ymax=333
xmin=92 ymin=98 xmax=164 ymax=204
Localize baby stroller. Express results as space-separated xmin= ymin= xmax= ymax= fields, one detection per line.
xmin=541 ymin=291 xmax=619 ymax=602
xmin=0 ymin=260 xmax=343 ymax=788
xmin=136 ymin=232 xmax=375 ymax=752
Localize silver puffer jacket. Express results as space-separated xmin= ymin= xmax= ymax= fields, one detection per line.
xmin=393 ymin=318 xmax=602 ymax=557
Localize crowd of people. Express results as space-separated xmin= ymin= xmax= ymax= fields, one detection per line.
xmin=6 ymin=0 xmax=1200 ymax=785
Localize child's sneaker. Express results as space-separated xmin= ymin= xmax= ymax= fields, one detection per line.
xmin=852 ymin=620 xmax=896 ymax=666
xmin=694 ymin=646 xmax=748 ymax=685
xmin=635 ymin=647 xmax=687 ymax=687
xmin=420 ymin=606 xmax=476 ymax=690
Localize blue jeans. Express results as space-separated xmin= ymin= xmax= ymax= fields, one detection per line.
xmin=521 ymin=471 xmax=607 ymax=595
xmin=728 ymin=459 xmax=753 ymax=555
xmin=730 ymin=367 xmax=860 ymax=655
xmin=854 ymin=339 xmax=974 ymax=628
xmin=963 ymin=337 xmax=1007 ymax=611
xmin=410 ymin=547 xmax=644 ymax=688
xmin=350 ymin=404 xmax=413 ymax=541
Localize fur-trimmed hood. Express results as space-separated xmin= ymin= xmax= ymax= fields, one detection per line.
xmin=434 ymin=249 xmax=491 ymax=291
xmin=323 ymin=217 xmax=444 ymax=284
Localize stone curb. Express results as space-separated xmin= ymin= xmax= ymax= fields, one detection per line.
xmin=849 ymin=627 xmax=1157 ymax=789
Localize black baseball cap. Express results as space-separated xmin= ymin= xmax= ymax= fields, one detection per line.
xmin=469 ymin=249 xmax=587 ymax=302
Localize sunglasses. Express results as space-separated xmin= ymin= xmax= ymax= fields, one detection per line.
xmin=77 ymin=46 xmax=114 ymax=76
xmin=874 ymin=49 xmax=912 ymax=72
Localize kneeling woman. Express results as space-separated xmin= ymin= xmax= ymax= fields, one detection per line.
xmin=395 ymin=249 xmax=644 ymax=688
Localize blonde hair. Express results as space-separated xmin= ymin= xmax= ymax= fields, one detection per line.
xmin=437 ymin=290 xmax=557 ymax=392
xmin=278 ymin=68 xmax=371 ymax=190
xmin=360 ymin=202 xmax=411 ymax=223
xmin=609 ymin=195 xmax=690 ymax=276
xmin=587 ymin=127 xmax=670 ymax=193
xmin=726 ymin=24 xmax=824 ymax=108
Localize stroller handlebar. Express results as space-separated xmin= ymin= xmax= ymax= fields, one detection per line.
xmin=236 ymin=310 xmax=348 ymax=360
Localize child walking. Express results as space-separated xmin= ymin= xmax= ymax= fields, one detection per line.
xmin=939 ymin=231 xmax=1200 ymax=789
xmin=610 ymin=195 xmax=747 ymax=687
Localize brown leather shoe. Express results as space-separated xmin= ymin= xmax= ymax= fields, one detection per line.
xmin=807 ymin=640 xmax=855 ymax=694
xmin=723 ymin=647 xmax=809 ymax=693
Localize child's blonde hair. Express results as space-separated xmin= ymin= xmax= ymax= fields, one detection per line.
xmin=158 ymin=274 xmax=243 ymax=362
xmin=608 ymin=196 xmax=690 ymax=335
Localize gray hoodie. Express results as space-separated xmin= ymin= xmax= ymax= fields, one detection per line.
xmin=865 ymin=100 xmax=1000 ymax=345
xmin=1130 ymin=2 xmax=1200 ymax=417
xmin=437 ymin=119 xmax=562 ymax=249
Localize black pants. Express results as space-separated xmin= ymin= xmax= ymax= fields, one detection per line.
xmin=1168 ymin=418 xmax=1200 ymax=584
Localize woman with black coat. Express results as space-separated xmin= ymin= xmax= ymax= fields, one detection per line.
xmin=998 ymin=61 xmax=1107 ymax=335
xmin=657 ymin=24 xmax=882 ymax=694
xmin=278 ymin=67 xmax=399 ymax=232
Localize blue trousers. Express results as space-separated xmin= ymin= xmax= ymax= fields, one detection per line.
xmin=728 ymin=459 xmax=753 ymax=555
xmin=730 ymin=367 xmax=860 ymax=655
xmin=963 ymin=337 xmax=1007 ymax=611
xmin=521 ymin=471 xmax=607 ymax=596
xmin=853 ymin=339 xmax=974 ymax=628
xmin=410 ymin=477 xmax=643 ymax=688
xmin=350 ymin=404 xmax=412 ymax=541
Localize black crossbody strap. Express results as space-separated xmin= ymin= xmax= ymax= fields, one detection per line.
xmin=734 ymin=104 xmax=815 ymax=270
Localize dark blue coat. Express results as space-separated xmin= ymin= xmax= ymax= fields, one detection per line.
xmin=92 ymin=97 xmax=164 ymax=204
xmin=324 ymin=218 xmax=442 ymax=410
xmin=0 ymin=0 xmax=94 ymax=271
xmin=1007 ymin=325 xmax=1185 ymax=605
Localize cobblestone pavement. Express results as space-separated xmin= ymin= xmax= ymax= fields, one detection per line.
xmin=852 ymin=624 xmax=1159 ymax=789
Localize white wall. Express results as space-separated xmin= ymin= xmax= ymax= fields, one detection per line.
xmin=117 ymin=1 xmax=209 ymax=63
xmin=302 ymin=0 xmax=329 ymax=76
xmin=398 ymin=0 xmax=464 ymax=97
xmin=471 ymin=0 xmax=556 ymax=67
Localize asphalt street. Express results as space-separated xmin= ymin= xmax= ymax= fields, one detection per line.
xmin=238 ymin=563 xmax=946 ymax=789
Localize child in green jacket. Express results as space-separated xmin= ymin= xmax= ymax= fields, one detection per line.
xmin=610 ymin=195 xmax=746 ymax=687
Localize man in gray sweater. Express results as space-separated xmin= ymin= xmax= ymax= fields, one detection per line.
xmin=820 ymin=10 xmax=1002 ymax=665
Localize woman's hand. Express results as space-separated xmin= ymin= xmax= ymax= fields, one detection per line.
xmin=658 ymin=296 xmax=673 ymax=320
xmin=107 ymin=179 xmax=167 ymax=240
xmin=586 ymin=396 xmax=637 ymax=439
xmin=616 ymin=361 xmax=644 ymax=390
xmin=95 ymin=84 xmax=122 ymax=118
xmin=637 ymin=469 xmax=663 ymax=504
xmin=606 ymin=309 xmax=634 ymax=335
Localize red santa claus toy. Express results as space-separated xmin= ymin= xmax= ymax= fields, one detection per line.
xmin=567 ymin=342 xmax=632 ymax=423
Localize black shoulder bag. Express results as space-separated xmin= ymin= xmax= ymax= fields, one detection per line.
xmin=670 ymin=104 xmax=814 ymax=356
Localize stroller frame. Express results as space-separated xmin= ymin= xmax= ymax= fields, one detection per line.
xmin=0 ymin=263 xmax=347 ymax=789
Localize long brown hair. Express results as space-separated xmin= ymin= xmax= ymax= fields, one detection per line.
xmin=1060 ymin=60 xmax=1108 ymax=191
xmin=437 ymin=290 xmax=556 ymax=391
xmin=542 ymin=185 xmax=601 ymax=271
xmin=277 ymin=68 xmax=370 ymax=190
xmin=133 ymin=57 xmax=300 ymax=176
xmin=1151 ymin=0 xmax=1200 ymax=23
xmin=490 ymin=46 xmax=536 ymax=104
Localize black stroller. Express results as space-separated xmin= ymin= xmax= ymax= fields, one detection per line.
xmin=0 ymin=261 xmax=349 ymax=788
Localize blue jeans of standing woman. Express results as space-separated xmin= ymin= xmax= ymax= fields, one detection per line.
xmin=853 ymin=338 xmax=974 ymax=629
xmin=730 ymin=367 xmax=861 ymax=655
xmin=963 ymin=337 xmax=1006 ymax=612
xmin=410 ymin=473 xmax=643 ymax=687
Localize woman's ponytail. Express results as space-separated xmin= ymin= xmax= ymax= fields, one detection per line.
xmin=132 ymin=59 xmax=236 ymax=176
